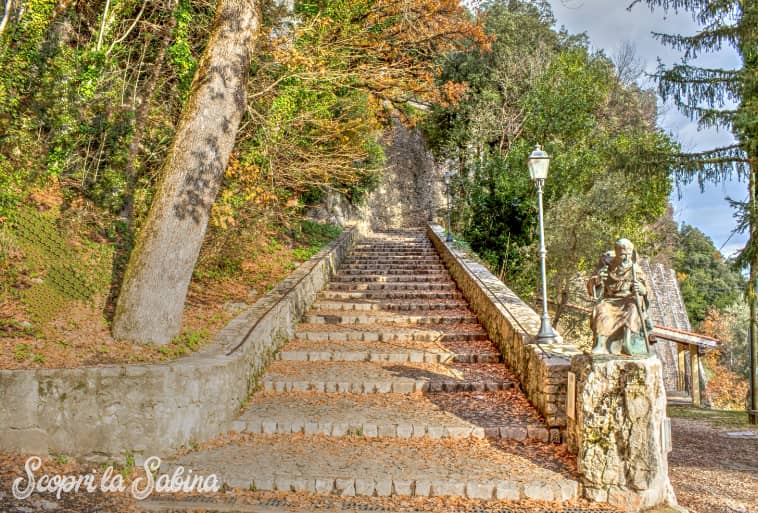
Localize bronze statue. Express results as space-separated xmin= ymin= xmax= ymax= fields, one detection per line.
xmin=586 ymin=238 xmax=653 ymax=355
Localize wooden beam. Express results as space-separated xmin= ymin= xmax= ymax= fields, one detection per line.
xmin=690 ymin=345 xmax=701 ymax=407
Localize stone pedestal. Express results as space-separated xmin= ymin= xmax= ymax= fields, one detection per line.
xmin=567 ymin=355 xmax=677 ymax=511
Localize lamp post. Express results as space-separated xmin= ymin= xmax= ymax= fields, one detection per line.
xmin=444 ymin=170 xmax=453 ymax=242
xmin=527 ymin=145 xmax=557 ymax=344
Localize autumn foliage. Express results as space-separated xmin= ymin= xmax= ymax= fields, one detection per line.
xmin=701 ymin=308 xmax=750 ymax=410
xmin=216 ymin=0 xmax=488 ymax=227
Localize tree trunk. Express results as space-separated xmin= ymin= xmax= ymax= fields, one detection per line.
xmin=112 ymin=0 xmax=259 ymax=344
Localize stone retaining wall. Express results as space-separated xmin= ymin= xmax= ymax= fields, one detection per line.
xmin=426 ymin=224 xmax=582 ymax=435
xmin=0 ymin=227 xmax=361 ymax=461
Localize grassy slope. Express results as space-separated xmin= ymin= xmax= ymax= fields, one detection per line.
xmin=0 ymin=191 xmax=342 ymax=369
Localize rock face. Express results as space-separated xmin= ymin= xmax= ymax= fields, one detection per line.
xmin=567 ymin=355 xmax=677 ymax=511
xmin=366 ymin=120 xmax=445 ymax=230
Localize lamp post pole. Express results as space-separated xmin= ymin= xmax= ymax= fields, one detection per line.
xmin=445 ymin=170 xmax=453 ymax=242
xmin=528 ymin=145 xmax=557 ymax=344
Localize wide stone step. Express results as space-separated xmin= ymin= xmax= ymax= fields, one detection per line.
xmin=356 ymin=247 xmax=432 ymax=251
xmin=344 ymin=256 xmax=442 ymax=262
xmin=261 ymin=361 xmax=515 ymax=393
xmin=339 ymin=266 xmax=448 ymax=273
xmin=351 ymin=249 xmax=438 ymax=253
xmin=313 ymin=299 xmax=468 ymax=311
xmin=328 ymin=282 xmax=455 ymax=291
xmin=294 ymin=323 xmax=488 ymax=342
xmin=303 ymin=311 xmax=477 ymax=325
xmin=320 ymin=290 xmax=463 ymax=300
xmin=277 ymin=338 xmax=501 ymax=364
xmin=233 ymin=391 xmax=548 ymax=441
xmin=167 ymin=435 xmax=578 ymax=500
xmin=332 ymin=273 xmax=451 ymax=283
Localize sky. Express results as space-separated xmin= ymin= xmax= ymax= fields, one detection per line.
xmin=546 ymin=0 xmax=747 ymax=259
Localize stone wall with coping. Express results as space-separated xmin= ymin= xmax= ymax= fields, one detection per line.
xmin=0 ymin=226 xmax=361 ymax=462
xmin=426 ymin=224 xmax=582 ymax=436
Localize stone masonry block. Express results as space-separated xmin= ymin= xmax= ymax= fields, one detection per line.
xmin=315 ymin=478 xmax=335 ymax=494
xmin=355 ymin=478 xmax=375 ymax=496
xmin=431 ymin=480 xmax=466 ymax=497
xmin=466 ymin=481 xmax=494 ymax=500
xmin=445 ymin=426 xmax=471 ymax=438
xmin=412 ymin=424 xmax=426 ymax=437
xmin=375 ymin=479 xmax=392 ymax=496
xmin=336 ymin=478 xmax=355 ymax=496
xmin=396 ymin=424 xmax=413 ymax=438
xmin=523 ymin=481 xmax=554 ymax=501
xmin=471 ymin=427 xmax=486 ymax=439
xmin=253 ymin=478 xmax=275 ymax=491
xmin=415 ymin=480 xmax=431 ymax=497
xmin=555 ymin=479 xmax=579 ymax=501
xmin=331 ymin=423 xmax=349 ymax=437
xmin=427 ymin=426 xmax=444 ymax=439
xmin=495 ymin=480 xmax=521 ymax=500
xmin=393 ymin=480 xmax=413 ymax=496
xmin=392 ymin=382 xmax=415 ymax=394
xmin=363 ymin=423 xmax=378 ymax=437
xmin=274 ymin=477 xmax=293 ymax=492
xmin=378 ymin=424 xmax=396 ymax=437
xmin=290 ymin=478 xmax=315 ymax=493
xmin=484 ymin=427 xmax=500 ymax=439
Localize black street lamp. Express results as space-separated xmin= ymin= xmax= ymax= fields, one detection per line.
xmin=444 ymin=170 xmax=453 ymax=242
xmin=527 ymin=145 xmax=557 ymax=344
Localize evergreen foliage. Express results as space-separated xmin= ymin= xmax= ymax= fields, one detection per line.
xmin=423 ymin=0 xmax=675 ymax=323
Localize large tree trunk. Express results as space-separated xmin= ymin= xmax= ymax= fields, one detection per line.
xmin=112 ymin=0 xmax=259 ymax=344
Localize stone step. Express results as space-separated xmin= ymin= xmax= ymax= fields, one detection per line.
xmin=302 ymin=312 xmax=478 ymax=325
xmin=313 ymin=299 xmax=468 ymax=311
xmin=233 ymin=391 xmax=549 ymax=442
xmin=339 ymin=266 xmax=448 ymax=274
xmin=344 ymin=256 xmax=441 ymax=262
xmin=167 ymin=435 xmax=578 ymax=500
xmin=294 ymin=324 xmax=488 ymax=342
xmin=261 ymin=361 xmax=515 ymax=393
xmin=327 ymin=282 xmax=455 ymax=291
xmin=320 ymin=290 xmax=463 ymax=300
xmin=350 ymin=248 xmax=437 ymax=253
xmin=332 ymin=273 xmax=451 ymax=283
xmin=278 ymin=338 xmax=501 ymax=364
xmin=354 ymin=240 xmax=434 ymax=250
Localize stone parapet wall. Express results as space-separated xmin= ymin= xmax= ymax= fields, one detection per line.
xmin=426 ymin=224 xmax=582 ymax=432
xmin=0 ymin=227 xmax=361 ymax=461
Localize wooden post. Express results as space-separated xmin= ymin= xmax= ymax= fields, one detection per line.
xmin=690 ymin=345 xmax=701 ymax=407
xmin=677 ymin=343 xmax=686 ymax=391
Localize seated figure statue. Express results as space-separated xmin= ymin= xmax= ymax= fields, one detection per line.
xmin=586 ymin=238 xmax=652 ymax=355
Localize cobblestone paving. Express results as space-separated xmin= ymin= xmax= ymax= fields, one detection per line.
xmin=170 ymin=230 xmax=579 ymax=502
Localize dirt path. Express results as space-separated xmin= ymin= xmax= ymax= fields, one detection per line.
xmin=668 ymin=408 xmax=758 ymax=513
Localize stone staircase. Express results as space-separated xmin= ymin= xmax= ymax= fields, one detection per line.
xmin=170 ymin=230 xmax=579 ymax=503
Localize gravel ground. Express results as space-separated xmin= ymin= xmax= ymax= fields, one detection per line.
xmin=667 ymin=409 xmax=758 ymax=513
